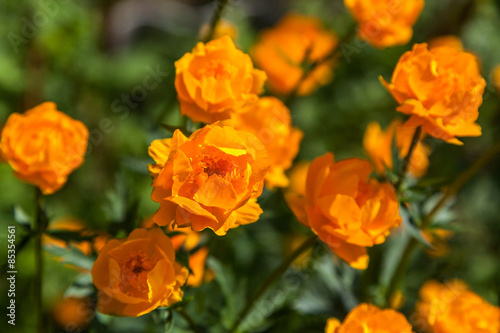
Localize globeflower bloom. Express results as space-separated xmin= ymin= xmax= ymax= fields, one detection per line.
xmin=325 ymin=303 xmax=413 ymax=332
xmin=175 ymin=36 xmax=266 ymax=123
xmin=415 ymin=280 xmax=500 ymax=333
xmin=252 ymin=13 xmax=339 ymax=96
xmin=344 ymin=0 xmax=424 ymax=48
xmin=91 ymin=228 xmax=188 ymax=317
xmin=0 ymin=102 xmax=88 ymax=194
xmin=285 ymin=153 xmax=401 ymax=269
xmin=381 ymin=43 xmax=486 ymax=145
xmin=363 ymin=119 xmax=429 ymax=177
xmin=231 ymin=97 xmax=303 ymax=188
xmin=148 ymin=121 xmax=270 ymax=236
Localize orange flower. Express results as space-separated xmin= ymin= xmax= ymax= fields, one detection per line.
xmin=252 ymin=13 xmax=339 ymax=96
xmin=0 ymin=102 xmax=88 ymax=194
xmin=363 ymin=120 xmax=429 ymax=177
xmin=148 ymin=121 xmax=270 ymax=236
xmin=91 ymin=228 xmax=188 ymax=317
xmin=52 ymin=296 xmax=94 ymax=330
xmin=285 ymin=153 xmax=401 ymax=269
xmin=344 ymin=0 xmax=424 ymax=48
xmin=325 ymin=303 xmax=413 ymax=332
xmin=381 ymin=43 xmax=486 ymax=145
xmin=175 ymin=36 xmax=266 ymax=123
xmin=231 ymin=97 xmax=303 ymax=188
xmin=428 ymin=35 xmax=464 ymax=51
xmin=415 ymin=280 xmax=500 ymax=333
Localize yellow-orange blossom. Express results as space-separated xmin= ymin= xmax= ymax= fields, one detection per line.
xmin=344 ymin=0 xmax=424 ymax=49
xmin=286 ymin=153 xmax=401 ymax=269
xmin=325 ymin=303 xmax=414 ymax=332
xmin=91 ymin=228 xmax=188 ymax=317
xmin=231 ymin=97 xmax=303 ymax=189
xmin=415 ymin=280 xmax=500 ymax=333
xmin=0 ymin=102 xmax=88 ymax=194
xmin=148 ymin=121 xmax=270 ymax=236
xmin=252 ymin=13 xmax=339 ymax=96
xmin=381 ymin=43 xmax=486 ymax=144
xmin=175 ymin=36 xmax=266 ymax=123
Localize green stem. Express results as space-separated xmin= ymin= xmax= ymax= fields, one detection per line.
xmin=421 ymin=140 xmax=500 ymax=228
xmin=202 ymin=0 xmax=229 ymax=43
xmin=384 ymin=237 xmax=417 ymax=307
xmin=385 ymin=140 xmax=500 ymax=306
xmin=34 ymin=187 xmax=46 ymax=333
xmin=175 ymin=308 xmax=201 ymax=333
xmin=394 ymin=126 xmax=422 ymax=191
xmin=229 ymin=235 xmax=318 ymax=333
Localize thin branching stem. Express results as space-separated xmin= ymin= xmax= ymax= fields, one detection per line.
xmin=202 ymin=0 xmax=230 ymax=43
xmin=229 ymin=234 xmax=318 ymax=333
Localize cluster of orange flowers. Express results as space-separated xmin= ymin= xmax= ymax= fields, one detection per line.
xmin=1 ymin=0 xmax=499 ymax=329
xmin=325 ymin=280 xmax=500 ymax=333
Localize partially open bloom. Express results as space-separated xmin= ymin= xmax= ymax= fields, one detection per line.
xmin=285 ymin=153 xmax=401 ymax=269
xmin=344 ymin=0 xmax=424 ymax=48
xmin=175 ymin=36 xmax=266 ymax=123
xmin=363 ymin=119 xmax=429 ymax=177
xmin=91 ymin=228 xmax=188 ymax=317
xmin=252 ymin=13 xmax=339 ymax=96
xmin=0 ymin=102 xmax=88 ymax=194
xmin=428 ymin=35 xmax=464 ymax=51
xmin=325 ymin=303 xmax=413 ymax=332
xmin=415 ymin=280 xmax=500 ymax=333
xmin=381 ymin=43 xmax=486 ymax=145
xmin=148 ymin=121 xmax=270 ymax=235
xmin=231 ymin=97 xmax=303 ymax=188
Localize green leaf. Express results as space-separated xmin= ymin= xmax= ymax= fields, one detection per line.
xmin=13 ymin=205 xmax=32 ymax=232
xmin=45 ymin=230 xmax=95 ymax=243
xmin=400 ymin=206 xmax=433 ymax=249
xmin=44 ymin=244 xmax=95 ymax=271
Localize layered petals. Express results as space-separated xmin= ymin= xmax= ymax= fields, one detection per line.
xmin=0 ymin=102 xmax=89 ymax=194
xmin=148 ymin=122 xmax=270 ymax=235
xmin=252 ymin=13 xmax=338 ymax=96
xmin=175 ymin=36 xmax=266 ymax=123
xmin=231 ymin=97 xmax=303 ymax=188
xmin=285 ymin=153 xmax=401 ymax=269
xmin=91 ymin=228 xmax=188 ymax=317
xmin=381 ymin=43 xmax=486 ymax=144
xmin=344 ymin=0 xmax=424 ymax=48
xmin=325 ymin=303 xmax=414 ymax=332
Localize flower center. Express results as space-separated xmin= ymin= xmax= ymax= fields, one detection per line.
xmin=120 ymin=253 xmax=155 ymax=293
xmin=201 ymin=155 xmax=235 ymax=177
xmin=200 ymin=60 xmax=234 ymax=80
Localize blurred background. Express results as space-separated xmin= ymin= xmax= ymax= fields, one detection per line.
xmin=1 ymin=0 xmax=500 ymax=332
